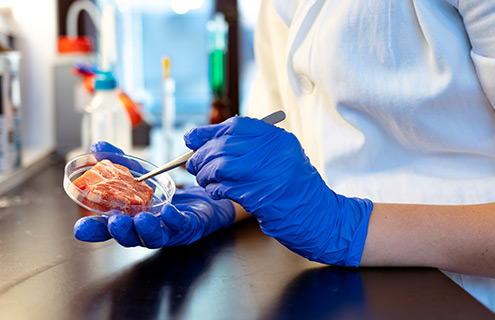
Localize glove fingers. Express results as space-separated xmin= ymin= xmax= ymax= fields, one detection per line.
xmin=194 ymin=151 xmax=272 ymax=189
xmin=108 ymin=214 xmax=141 ymax=247
xmin=185 ymin=137 xmax=227 ymax=176
xmin=134 ymin=212 xmax=169 ymax=248
xmin=187 ymin=136 xmax=262 ymax=177
xmin=161 ymin=204 xmax=189 ymax=232
xmin=91 ymin=141 xmax=125 ymax=154
xmin=74 ymin=216 xmax=111 ymax=242
xmin=184 ymin=118 xmax=234 ymax=150
xmin=90 ymin=141 xmax=147 ymax=174
xmin=161 ymin=205 xmax=204 ymax=246
xmin=193 ymin=156 xmax=232 ymax=188
xmin=184 ymin=117 xmax=274 ymax=150
xmin=204 ymin=180 xmax=243 ymax=204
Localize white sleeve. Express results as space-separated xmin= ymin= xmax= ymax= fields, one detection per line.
xmin=245 ymin=0 xmax=289 ymax=121
xmin=458 ymin=1 xmax=495 ymax=107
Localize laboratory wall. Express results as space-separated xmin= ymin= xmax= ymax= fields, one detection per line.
xmin=0 ymin=0 xmax=58 ymax=165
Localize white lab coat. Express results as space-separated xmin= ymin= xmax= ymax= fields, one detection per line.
xmin=247 ymin=0 xmax=495 ymax=205
xmin=247 ymin=0 xmax=495 ymax=310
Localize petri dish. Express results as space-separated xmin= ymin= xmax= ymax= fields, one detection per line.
xmin=64 ymin=152 xmax=176 ymax=216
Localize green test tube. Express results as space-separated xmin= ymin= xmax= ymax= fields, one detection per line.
xmin=207 ymin=13 xmax=228 ymax=99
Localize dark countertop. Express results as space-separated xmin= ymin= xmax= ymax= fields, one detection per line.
xmin=0 ymin=158 xmax=494 ymax=320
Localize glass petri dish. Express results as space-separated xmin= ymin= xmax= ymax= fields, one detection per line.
xmin=64 ymin=152 xmax=176 ymax=216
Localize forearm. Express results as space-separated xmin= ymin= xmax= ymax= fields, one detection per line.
xmin=361 ymin=202 xmax=495 ymax=277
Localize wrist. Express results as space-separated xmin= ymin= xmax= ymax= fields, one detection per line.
xmin=232 ymin=201 xmax=249 ymax=223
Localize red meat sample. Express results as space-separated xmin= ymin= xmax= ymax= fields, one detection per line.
xmin=73 ymin=159 xmax=153 ymax=215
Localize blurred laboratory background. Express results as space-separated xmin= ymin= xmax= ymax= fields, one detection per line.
xmin=0 ymin=0 xmax=261 ymax=191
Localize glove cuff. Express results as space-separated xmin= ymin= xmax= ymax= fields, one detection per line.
xmin=343 ymin=197 xmax=374 ymax=267
xmin=313 ymin=192 xmax=373 ymax=267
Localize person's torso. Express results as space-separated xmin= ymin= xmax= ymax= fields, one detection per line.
xmin=250 ymin=0 xmax=495 ymax=204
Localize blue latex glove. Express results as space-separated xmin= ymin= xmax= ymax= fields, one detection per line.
xmin=74 ymin=141 xmax=236 ymax=248
xmin=91 ymin=141 xmax=146 ymax=175
xmin=184 ymin=116 xmax=374 ymax=267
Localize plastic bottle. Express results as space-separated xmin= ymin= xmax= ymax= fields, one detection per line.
xmin=81 ymin=71 xmax=132 ymax=153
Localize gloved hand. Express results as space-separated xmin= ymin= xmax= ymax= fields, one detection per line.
xmin=73 ymin=141 xmax=236 ymax=248
xmin=91 ymin=141 xmax=147 ymax=175
xmin=184 ymin=116 xmax=373 ymax=267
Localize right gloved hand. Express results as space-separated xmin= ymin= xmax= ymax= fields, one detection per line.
xmin=184 ymin=116 xmax=374 ymax=267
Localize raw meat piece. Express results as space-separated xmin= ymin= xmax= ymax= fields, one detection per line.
xmin=72 ymin=159 xmax=153 ymax=215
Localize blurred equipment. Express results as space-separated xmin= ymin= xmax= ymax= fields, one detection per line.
xmin=207 ymin=12 xmax=231 ymax=124
xmin=81 ymin=71 xmax=132 ymax=153
xmin=0 ymin=7 xmax=21 ymax=172
xmin=79 ymin=3 xmax=133 ymax=153
xmin=57 ymin=0 xmax=98 ymax=54
xmin=161 ymin=56 xmax=176 ymax=162
xmin=56 ymin=1 xmax=142 ymax=156
xmin=207 ymin=13 xmax=227 ymax=101
xmin=54 ymin=0 xmax=97 ymax=156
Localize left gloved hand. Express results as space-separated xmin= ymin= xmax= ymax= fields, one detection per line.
xmin=184 ymin=116 xmax=374 ymax=267
xmin=73 ymin=141 xmax=236 ymax=248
